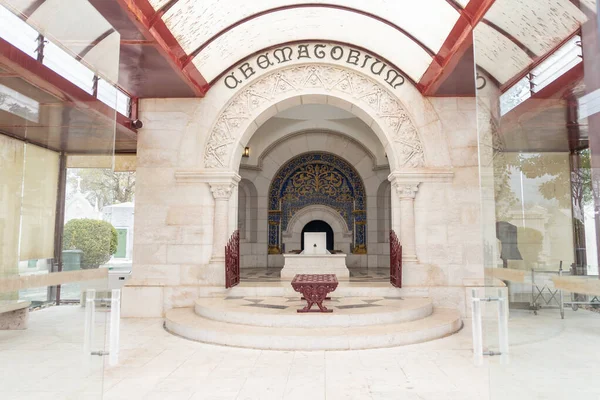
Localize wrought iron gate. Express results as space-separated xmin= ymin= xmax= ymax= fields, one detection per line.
xmin=225 ymin=230 xmax=240 ymax=288
xmin=390 ymin=230 xmax=403 ymax=288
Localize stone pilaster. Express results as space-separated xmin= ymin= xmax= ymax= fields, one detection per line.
xmin=209 ymin=183 xmax=234 ymax=264
xmin=394 ymin=183 xmax=420 ymax=263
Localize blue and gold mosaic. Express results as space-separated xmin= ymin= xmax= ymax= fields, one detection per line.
xmin=268 ymin=152 xmax=366 ymax=254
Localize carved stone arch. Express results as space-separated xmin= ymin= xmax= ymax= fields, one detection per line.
xmin=282 ymin=205 xmax=354 ymax=254
xmin=203 ymin=63 xmax=426 ymax=171
xmin=283 ymin=205 xmax=353 ymax=238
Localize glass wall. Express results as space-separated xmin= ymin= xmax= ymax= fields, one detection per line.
xmin=474 ymin=0 xmax=600 ymax=398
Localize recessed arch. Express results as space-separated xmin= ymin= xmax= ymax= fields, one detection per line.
xmin=267 ymin=152 xmax=367 ymax=254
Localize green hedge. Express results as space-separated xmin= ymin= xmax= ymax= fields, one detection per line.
xmin=63 ymin=219 xmax=117 ymax=269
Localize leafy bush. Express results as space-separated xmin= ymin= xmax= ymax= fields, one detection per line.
xmin=63 ymin=219 xmax=117 ymax=269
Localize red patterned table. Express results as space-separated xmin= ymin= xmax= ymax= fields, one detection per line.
xmin=291 ymin=274 xmax=338 ymax=313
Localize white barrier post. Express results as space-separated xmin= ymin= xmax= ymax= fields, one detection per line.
xmin=497 ymin=289 xmax=509 ymax=364
xmin=109 ymin=289 xmax=121 ymax=366
xmin=471 ymin=288 xmax=483 ymax=365
xmin=83 ymin=289 xmax=96 ymax=365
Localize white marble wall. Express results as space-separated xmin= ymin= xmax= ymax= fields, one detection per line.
xmin=126 ymin=62 xmax=483 ymax=317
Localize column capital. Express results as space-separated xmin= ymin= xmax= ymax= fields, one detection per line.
xmin=393 ymin=183 xmax=419 ymax=199
xmin=210 ymin=183 xmax=234 ymax=200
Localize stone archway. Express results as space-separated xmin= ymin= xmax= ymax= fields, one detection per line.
xmin=202 ymin=64 xmax=426 ymax=171
xmin=188 ymin=62 xmax=455 ymax=283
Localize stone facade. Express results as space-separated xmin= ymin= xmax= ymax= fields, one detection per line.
xmin=127 ymin=45 xmax=483 ymax=318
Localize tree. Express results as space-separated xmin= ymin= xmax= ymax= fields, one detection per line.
xmin=69 ymin=168 xmax=135 ymax=209
xmin=63 ymin=219 xmax=118 ymax=268
xmin=517 ymin=150 xmax=592 ymax=212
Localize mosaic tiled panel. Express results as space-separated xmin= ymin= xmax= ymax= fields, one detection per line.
xmin=267 ymin=152 xmax=366 ymax=253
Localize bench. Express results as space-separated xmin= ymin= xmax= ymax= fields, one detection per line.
xmin=0 ymin=300 xmax=31 ymax=330
xmin=291 ymin=274 xmax=338 ymax=313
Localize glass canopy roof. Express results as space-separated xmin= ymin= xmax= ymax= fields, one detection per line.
xmin=146 ymin=0 xmax=593 ymax=91
xmin=0 ymin=0 xmax=120 ymax=83
xmin=151 ymin=0 xmax=461 ymax=84
xmin=475 ymin=0 xmax=589 ymax=86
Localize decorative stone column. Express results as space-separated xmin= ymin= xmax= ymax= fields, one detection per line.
xmin=174 ymin=170 xmax=240 ymax=286
xmin=209 ymin=183 xmax=234 ymax=264
xmin=394 ymin=183 xmax=420 ymax=263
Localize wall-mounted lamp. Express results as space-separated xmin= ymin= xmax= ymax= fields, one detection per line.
xmin=243 ymin=147 xmax=250 ymax=157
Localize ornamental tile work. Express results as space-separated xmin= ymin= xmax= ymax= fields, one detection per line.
xmin=268 ymin=152 xmax=366 ymax=254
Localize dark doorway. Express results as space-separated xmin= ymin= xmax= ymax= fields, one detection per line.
xmin=301 ymin=220 xmax=334 ymax=251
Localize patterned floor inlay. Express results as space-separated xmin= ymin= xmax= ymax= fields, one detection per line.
xmin=243 ymin=299 xmax=264 ymax=304
xmin=337 ymin=304 xmax=381 ymax=309
xmin=243 ymin=303 xmax=289 ymax=310
xmin=240 ymin=267 xmax=389 ymax=282
xmin=362 ymin=299 xmax=383 ymax=304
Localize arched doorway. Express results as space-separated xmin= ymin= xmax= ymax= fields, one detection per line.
xmin=301 ymin=220 xmax=334 ymax=252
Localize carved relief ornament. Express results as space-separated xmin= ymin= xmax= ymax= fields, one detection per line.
xmin=204 ymin=63 xmax=425 ymax=169
xmin=210 ymin=183 xmax=234 ymax=200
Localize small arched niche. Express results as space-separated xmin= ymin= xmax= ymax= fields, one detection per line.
xmin=301 ymin=220 xmax=334 ymax=252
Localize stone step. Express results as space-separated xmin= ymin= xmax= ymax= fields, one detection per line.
xmin=165 ymin=307 xmax=462 ymax=350
xmin=198 ymin=282 xmax=429 ymax=298
xmin=194 ymin=296 xmax=433 ymax=328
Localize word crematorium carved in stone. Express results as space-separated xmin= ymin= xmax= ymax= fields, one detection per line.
xmin=223 ymin=43 xmax=405 ymax=91
xmin=204 ymin=64 xmax=424 ymax=169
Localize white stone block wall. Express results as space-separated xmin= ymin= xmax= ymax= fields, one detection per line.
xmin=125 ymin=59 xmax=483 ymax=317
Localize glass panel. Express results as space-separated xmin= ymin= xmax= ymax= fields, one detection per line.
xmin=164 ymin=0 xmax=459 ymax=54
xmin=43 ymin=41 xmax=95 ymax=94
xmin=192 ymin=7 xmax=433 ymax=83
xmin=0 ymin=273 xmax=112 ymax=398
xmin=116 ymin=89 xmax=131 ymax=117
xmin=97 ymin=78 xmax=118 ymax=109
xmin=500 ymin=76 xmax=531 ymax=116
xmin=0 ymin=135 xmax=24 ymax=287
xmin=2 ymin=0 xmax=120 ymax=83
xmin=475 ymin=0 xmax=600 ymax=398
xmin=484 ymin=0 xmax=586 ymax=57
xmin=0 ymin=5 xmax=38 ymax=58
xmin=531 ymin=36 xmax=583 ymax=93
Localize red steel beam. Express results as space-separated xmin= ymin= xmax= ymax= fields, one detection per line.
xmin=499 ymin=30 xmax=581 ymax=93
xmin=419 ymin=0 xmax=496 ymax=95
xmin=0 ymin=37 xmax=136 ymax=132
xmin=114 ymin=0 xmax=208 ymax=96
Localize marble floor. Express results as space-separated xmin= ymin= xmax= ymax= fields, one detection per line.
xmin=0 ymin=305 xmax=599 ymax=399
xmin=241 ymin=267 xmax=389 ymax=282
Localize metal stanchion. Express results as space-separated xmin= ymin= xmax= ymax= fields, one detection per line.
xmin=471 ymin=288 xmax=510 ymax=365
xmin=83 ymin=289 xmax=96 ymax=365
xmin=471 ymin=289 xmax=483 ymax=365
xmin=109 ymin=289 xmax=121 ymax=366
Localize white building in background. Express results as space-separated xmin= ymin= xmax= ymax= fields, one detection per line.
xmin=103 ymin=202 xmax=135 ymax=261
xmin=64 ymin=177 xmax=102 ymax=223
